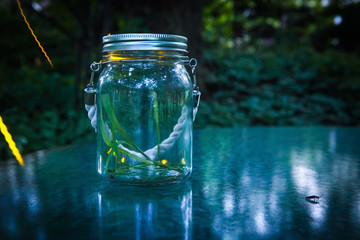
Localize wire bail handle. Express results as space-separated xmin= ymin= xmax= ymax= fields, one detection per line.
xmin=84 ymin=61 xmax=101 ymax=106
xmin=189 ymin=58 xmax=198 ymax=88
xmin=88 ymin=61 xmax=102 ymax=86
xmin=189 ymin=58 xmax=201 ymax=121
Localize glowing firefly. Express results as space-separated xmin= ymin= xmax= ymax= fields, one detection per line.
xmin=17 ymin=0 xmax=53 ymax=68
xmin=0 ymin=116 xmax=24 ymax=166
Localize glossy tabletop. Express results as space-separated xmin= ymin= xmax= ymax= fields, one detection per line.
xmin=1 ymin=127 xmax=360 ymax=239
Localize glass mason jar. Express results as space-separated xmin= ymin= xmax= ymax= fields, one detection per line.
xmin=85 ymin=33 xmax=200 ymax=185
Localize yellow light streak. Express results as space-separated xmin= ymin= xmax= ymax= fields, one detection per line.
xmin=121 ymin=157 xmax=125 ymax=163
xmin=182 ymin=158 xmax=185 ymax=164
xmin=0 ymin=116 xmax=24 ymax=166
xmin=109 ymin=56 xmax=131 ymax=61
xmin=17 ymin=0 xmax=53 ymax=68
xmin=107 ymin=148 xmax=112 ymax=154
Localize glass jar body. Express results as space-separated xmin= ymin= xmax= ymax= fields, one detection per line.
xmin=96 ymin=51 xmax=193 ymax=185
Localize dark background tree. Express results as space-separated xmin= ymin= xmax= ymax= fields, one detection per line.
xmin=1 ymin=0 xmax=359 ymax=159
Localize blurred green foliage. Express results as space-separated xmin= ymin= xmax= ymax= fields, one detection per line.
xmin=1 ymin=0 xmax=360 ymax=160
xmin=0 ymin=66 xmax=94 ymax=159
xmin=197 ymin=0 xmax=360 ymax=128
xmin=195 ymin=46 xmax=360 ymax=127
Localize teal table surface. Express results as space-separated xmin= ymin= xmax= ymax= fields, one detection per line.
xmin=1 ymin=127 xmax=360 ymax=239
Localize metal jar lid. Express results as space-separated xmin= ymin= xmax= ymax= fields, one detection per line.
xmin=102 ymin=33 xmax=188 ymax=53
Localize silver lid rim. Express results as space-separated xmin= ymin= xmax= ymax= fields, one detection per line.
xmin=102 ymin=33 xmax=188 ymax=52
xmin=103 ymin=33 xmax=187 ymax=43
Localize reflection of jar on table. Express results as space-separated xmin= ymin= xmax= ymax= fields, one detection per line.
xmin=96 ymin=184 xmax=192 ymax=239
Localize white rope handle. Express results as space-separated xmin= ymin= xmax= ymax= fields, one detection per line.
xmin=85 ymin=104 xmax=97 ymax=130
xmin=85 ymin=103 xmax=199 ymax=160
xmin=118 ymin=106 xmax=188 ymax=160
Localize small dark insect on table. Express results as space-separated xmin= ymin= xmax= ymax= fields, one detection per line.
xmin=305 ymin=195 xmax=320 ymax=203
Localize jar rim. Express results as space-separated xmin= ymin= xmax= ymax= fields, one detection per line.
xmin=102 ymin=33 xmax=188 ymax=53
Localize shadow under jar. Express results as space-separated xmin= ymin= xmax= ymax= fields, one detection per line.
xmin=87 ymin=33 xmax=200 ymax=185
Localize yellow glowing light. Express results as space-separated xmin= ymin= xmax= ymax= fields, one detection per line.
xmin=121 ymin=157 xmax=125 ymax=163
xmin=109 ymin=56 xmax=131 ymax=61
xmin=107 ymin=148 xmax=112 ymax=154
xmin=161 ymin=159 xmax=168 ymax=165
xmin=0 ymin=116 xmax=24 ymax=166
xmin=17 ymin=0 xmax=53 ymax=68
xmin=182 ymin=158 xmax=185 ymax=164
xmin=108 ymin=33 xmax=111 ymax=36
